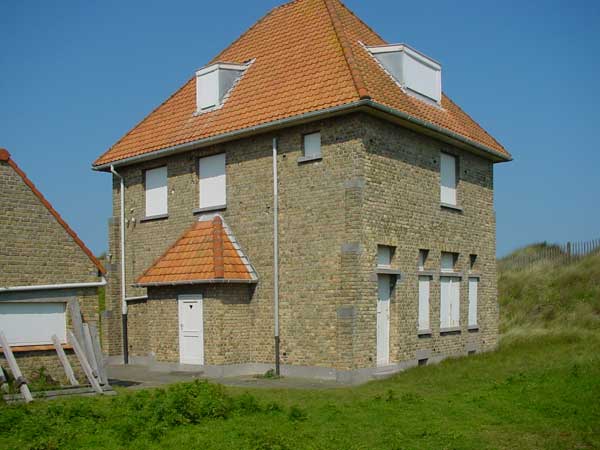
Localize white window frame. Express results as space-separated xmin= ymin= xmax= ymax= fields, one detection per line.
xmin=418 ymin=275 xmax=431 ymax=332
xmin=0 ymin=302 xmax=67 ymax=346
xmin=198 ymin=153 xmax=226 ymax=210
xmin=440 ymin=276 xmax=460 ymax=329
xmin=468 ymin=277 xmax=479 ymax=328
xmin=303 ymin=132 xmax=321 ymax=159
xmin=145 ymin=166 xmax=168 ymax=217
xmin=440 ymin=152 xmax=457 ymax=206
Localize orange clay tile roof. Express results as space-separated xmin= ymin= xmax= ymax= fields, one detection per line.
xmin=1 ymin=148 xmax=106 ymax=275
xmin=94 ymin=0 xmax=510 ymax=167
xmin=135 ymin=215 xmax=257 ymax=286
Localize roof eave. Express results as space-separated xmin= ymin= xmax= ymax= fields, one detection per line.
xmin=134 ymin=278 xmax=258 ymax=288
xmin=93 ymin=99 xmax=510 ymax=171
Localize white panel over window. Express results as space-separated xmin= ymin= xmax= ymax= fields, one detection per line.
xmin=418 ymin=276 xmax=431 ymax=331
xmin=0 ymin=302 xmax=66 ymax=346
xmin=440 ymin=276 xmax=460 ymax=329
xmin=441 ymin=252 xmax=457 ymax=273
xmin=199 ymin=153 xmax=226 ymax=209
xmin=377 ymin=245 xmax=393 ymax=267
xmin=440 ymin=152 xmax=457 ymax=205
xmin=468 ymin=277 xmax=479 ymax=327
xmin=145 ymin=166 xmax=168 ymax=217
xmin=303 ymin=132 xmax=321 ymax=159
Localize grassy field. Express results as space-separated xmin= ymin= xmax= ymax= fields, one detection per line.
xmin=1 ymin=251 xmax=599 ymax=450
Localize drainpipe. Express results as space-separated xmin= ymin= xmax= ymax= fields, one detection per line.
xmin=272 ymin=137 xmax=280 ymax=376
xmin=110 ymin=165 xmax=128 ymax=365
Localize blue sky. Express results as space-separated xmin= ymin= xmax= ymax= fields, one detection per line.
xmin=1 ymin=0 xmax=599 ymax=257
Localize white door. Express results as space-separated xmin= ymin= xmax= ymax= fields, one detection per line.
xmin=377 ymin=275 xmax=391 ymax=366
xmin=178 ymin=295 xmax=204 ymax=365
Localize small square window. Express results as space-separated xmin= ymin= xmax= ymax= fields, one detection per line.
xmin=441 ymin=252 xmax=458 ymax=272
xmin=303 ymin=132 xmax=321 ymax=159
xmin=418 ymin=249 xmax=429 ymax=271
xmin=377 ymin=245 xmax=394 ymax=267
xmin=469 ymin=254 xmax=478 ymax=271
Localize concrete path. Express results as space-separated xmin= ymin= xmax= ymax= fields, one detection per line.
xmin=107 ymin=364 xmax=346 ymax=390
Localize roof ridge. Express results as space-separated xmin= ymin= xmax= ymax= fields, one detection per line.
xmin=2 ymin=151 xmax=106 ymax=275
xmin=323 ymin=0 xmax=370 ymax=100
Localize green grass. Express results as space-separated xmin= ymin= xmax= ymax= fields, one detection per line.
xmin=1 ymin=249 xmax=599 ymax=450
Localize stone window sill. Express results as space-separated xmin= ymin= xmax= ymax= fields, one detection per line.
xmin=1 ymin=344 xmax=72 ymax=353
xmin=468 ymin=325 xmax=479 ymax=332
xmin=140 ymin=214 xmax=169 ymax=223
xmin=193 ymin=205 xmax=227 ymax=215
xmin=297 ymin=155 xmax=322 ymax=164
xmin=441 ymin=203 xmax=463 ymax=212
xmin=439 ymin=271 xmax=463 ymax=279
xmin=417 ymin=270 xmax=436 ymax=277
xmin=417 ymin=329 xmax=432 ymax=337
xmin=440 ymin=327 xmax=461 ymax=335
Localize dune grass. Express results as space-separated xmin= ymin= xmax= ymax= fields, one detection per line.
xmin=1 ymin=249 xmax=599 ymax=450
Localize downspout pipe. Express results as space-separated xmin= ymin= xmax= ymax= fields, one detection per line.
xmin=109 ymin=165 xmax=128 ymax=365
xmin=272 ymin=137 xmax=280 ymax=376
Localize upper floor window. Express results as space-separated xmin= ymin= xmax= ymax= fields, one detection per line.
xmin=377 ymin=245 xmax=394 ymax=267
xmin=441 ymin=252 xmax=458 ymax=273
xmin=303 ymin=132 xmax=321 ymax=159
xmin=145 ymin=166 xmax=168 ymax=217
xmin=440 ymin=152 xmax=457 ymax=206
xmin=418 ymin=249 xmax=429 ymax=271
xmin=198 ymin=153 xmax=226 ymax=210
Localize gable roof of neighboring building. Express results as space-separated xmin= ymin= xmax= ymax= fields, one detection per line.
xmin=94 ymin=0 xmax=510 ymax=168
xmin=135 ymin=215 xmax=258 ymax=286
xmin=0 ymin=149 xmax=106 ymax=275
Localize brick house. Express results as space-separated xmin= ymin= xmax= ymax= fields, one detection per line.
xmin=0 ymin=149 xmax=106 ymax=382
xmin=94 ymin=0 xmax=511 ymax=382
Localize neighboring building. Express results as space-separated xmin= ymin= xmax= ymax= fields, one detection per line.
xmin=0 ymin=149 xmax=106 ymax=382
xmin=94 ymin=0 xmax=511 ymax=382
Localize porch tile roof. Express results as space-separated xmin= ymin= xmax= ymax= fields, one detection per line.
xmin=135 ymin=215 xmax=257 ymax=286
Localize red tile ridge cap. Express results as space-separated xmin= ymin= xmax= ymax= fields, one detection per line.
xmin=212 ymin=216 xmax=225 ymax=279
xmin=3 ymin=151 xmax=106 ymax=275
xmin=0 ymin=148 xmax=10 ymax=161
xmin=323 ymin=0 xmax=370 ymax=100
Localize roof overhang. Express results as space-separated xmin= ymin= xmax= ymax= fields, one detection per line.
xmin=93 ymin=99 xmax=511 ymax=171
xmin=134 ymin=279 xmax=258 ymax=288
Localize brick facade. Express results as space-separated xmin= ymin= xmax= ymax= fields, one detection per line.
xmin=103 ymin=112 xmax=499 ymax=377
xmin=0 ymin=157 xmax=102 ymax=383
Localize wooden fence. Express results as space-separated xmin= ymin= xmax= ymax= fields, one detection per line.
xmin=499 ymin=238 xmax=600 ymax=271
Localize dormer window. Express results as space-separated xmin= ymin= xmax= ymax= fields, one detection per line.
xmin=367 ymin=44 xmax=442 ymax=105
xmin=195 ymin=62 xmax=248 ymax=112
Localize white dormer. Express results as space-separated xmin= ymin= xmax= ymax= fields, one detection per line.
xmin=367 ymin=44 xmax=442 ymax=105
xmin=195 ymin=62 xmax=248 ymax=112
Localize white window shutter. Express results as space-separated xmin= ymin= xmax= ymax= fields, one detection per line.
xmin=418 ymin=276 xmax=430 ymax=331
xmin=145 ymin=166 xmax=168 ymax=217
xmin=440 ymin=277 xmax=450 ymax=328
xmin=0 ymin=303 xmax=66 ymax=346
xmin=304 ymin=132 xmax=321 ymax=158
xmin=199 ymin=153 xmax=226 ymax=209
xmin=451 ymin=277 xmax=460 ymax=327
xmin=468 ymin=277 xmax=478 ymax=327
xmin=440 ymin=152 xmax=457 ymax=205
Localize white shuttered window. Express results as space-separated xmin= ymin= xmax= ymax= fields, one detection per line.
xmin=440 ymin=276 xmax=460 ymax=329
xmin=468 ymin=277 xmax=479 ymax=327
xmin=418 ymin=276 xmax=431 ymax=331
xmin=145 ymin=166 xmax=168 ymax=217
xmin=303 ymin=132 xmax=321 ymax=159
xmin=0 ymin=302 xmax=66 ymax=346
xmin=440 ymin=152 xmax=457 ymax=205
xmin=199 ymin=154 xmax=226 ymax=209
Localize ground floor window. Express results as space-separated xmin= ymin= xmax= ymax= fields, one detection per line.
xmin=418 ymin=275 xmax=431 ymax=331
xmin=0 ymin=302 xmax=66 ymax=346
xmin=468 ymin=277 xmax=479 ymax=327
xmin=440 ymin=276 xmax=460 ymax=329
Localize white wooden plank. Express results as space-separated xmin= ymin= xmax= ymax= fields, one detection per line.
xmin=88 ymin=324 xmax=107 ymax=385
xmin=82 ymin=324 xmax=99 ymax=379
xmin=0 ymin=364 xmax=9 ymax=394
xmin=0 ymin=331 xmax=33 ymax=402
xmin=51 ymin=334 xmax=79 ymax=386
xmin=68 ymin=299 xmax=85 ymax=353
xmin=67 ymin=331 xmax=103 ymax=394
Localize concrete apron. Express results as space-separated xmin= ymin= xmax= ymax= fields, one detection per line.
xmin=105 ymin=353 xmax=452 ymax=387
